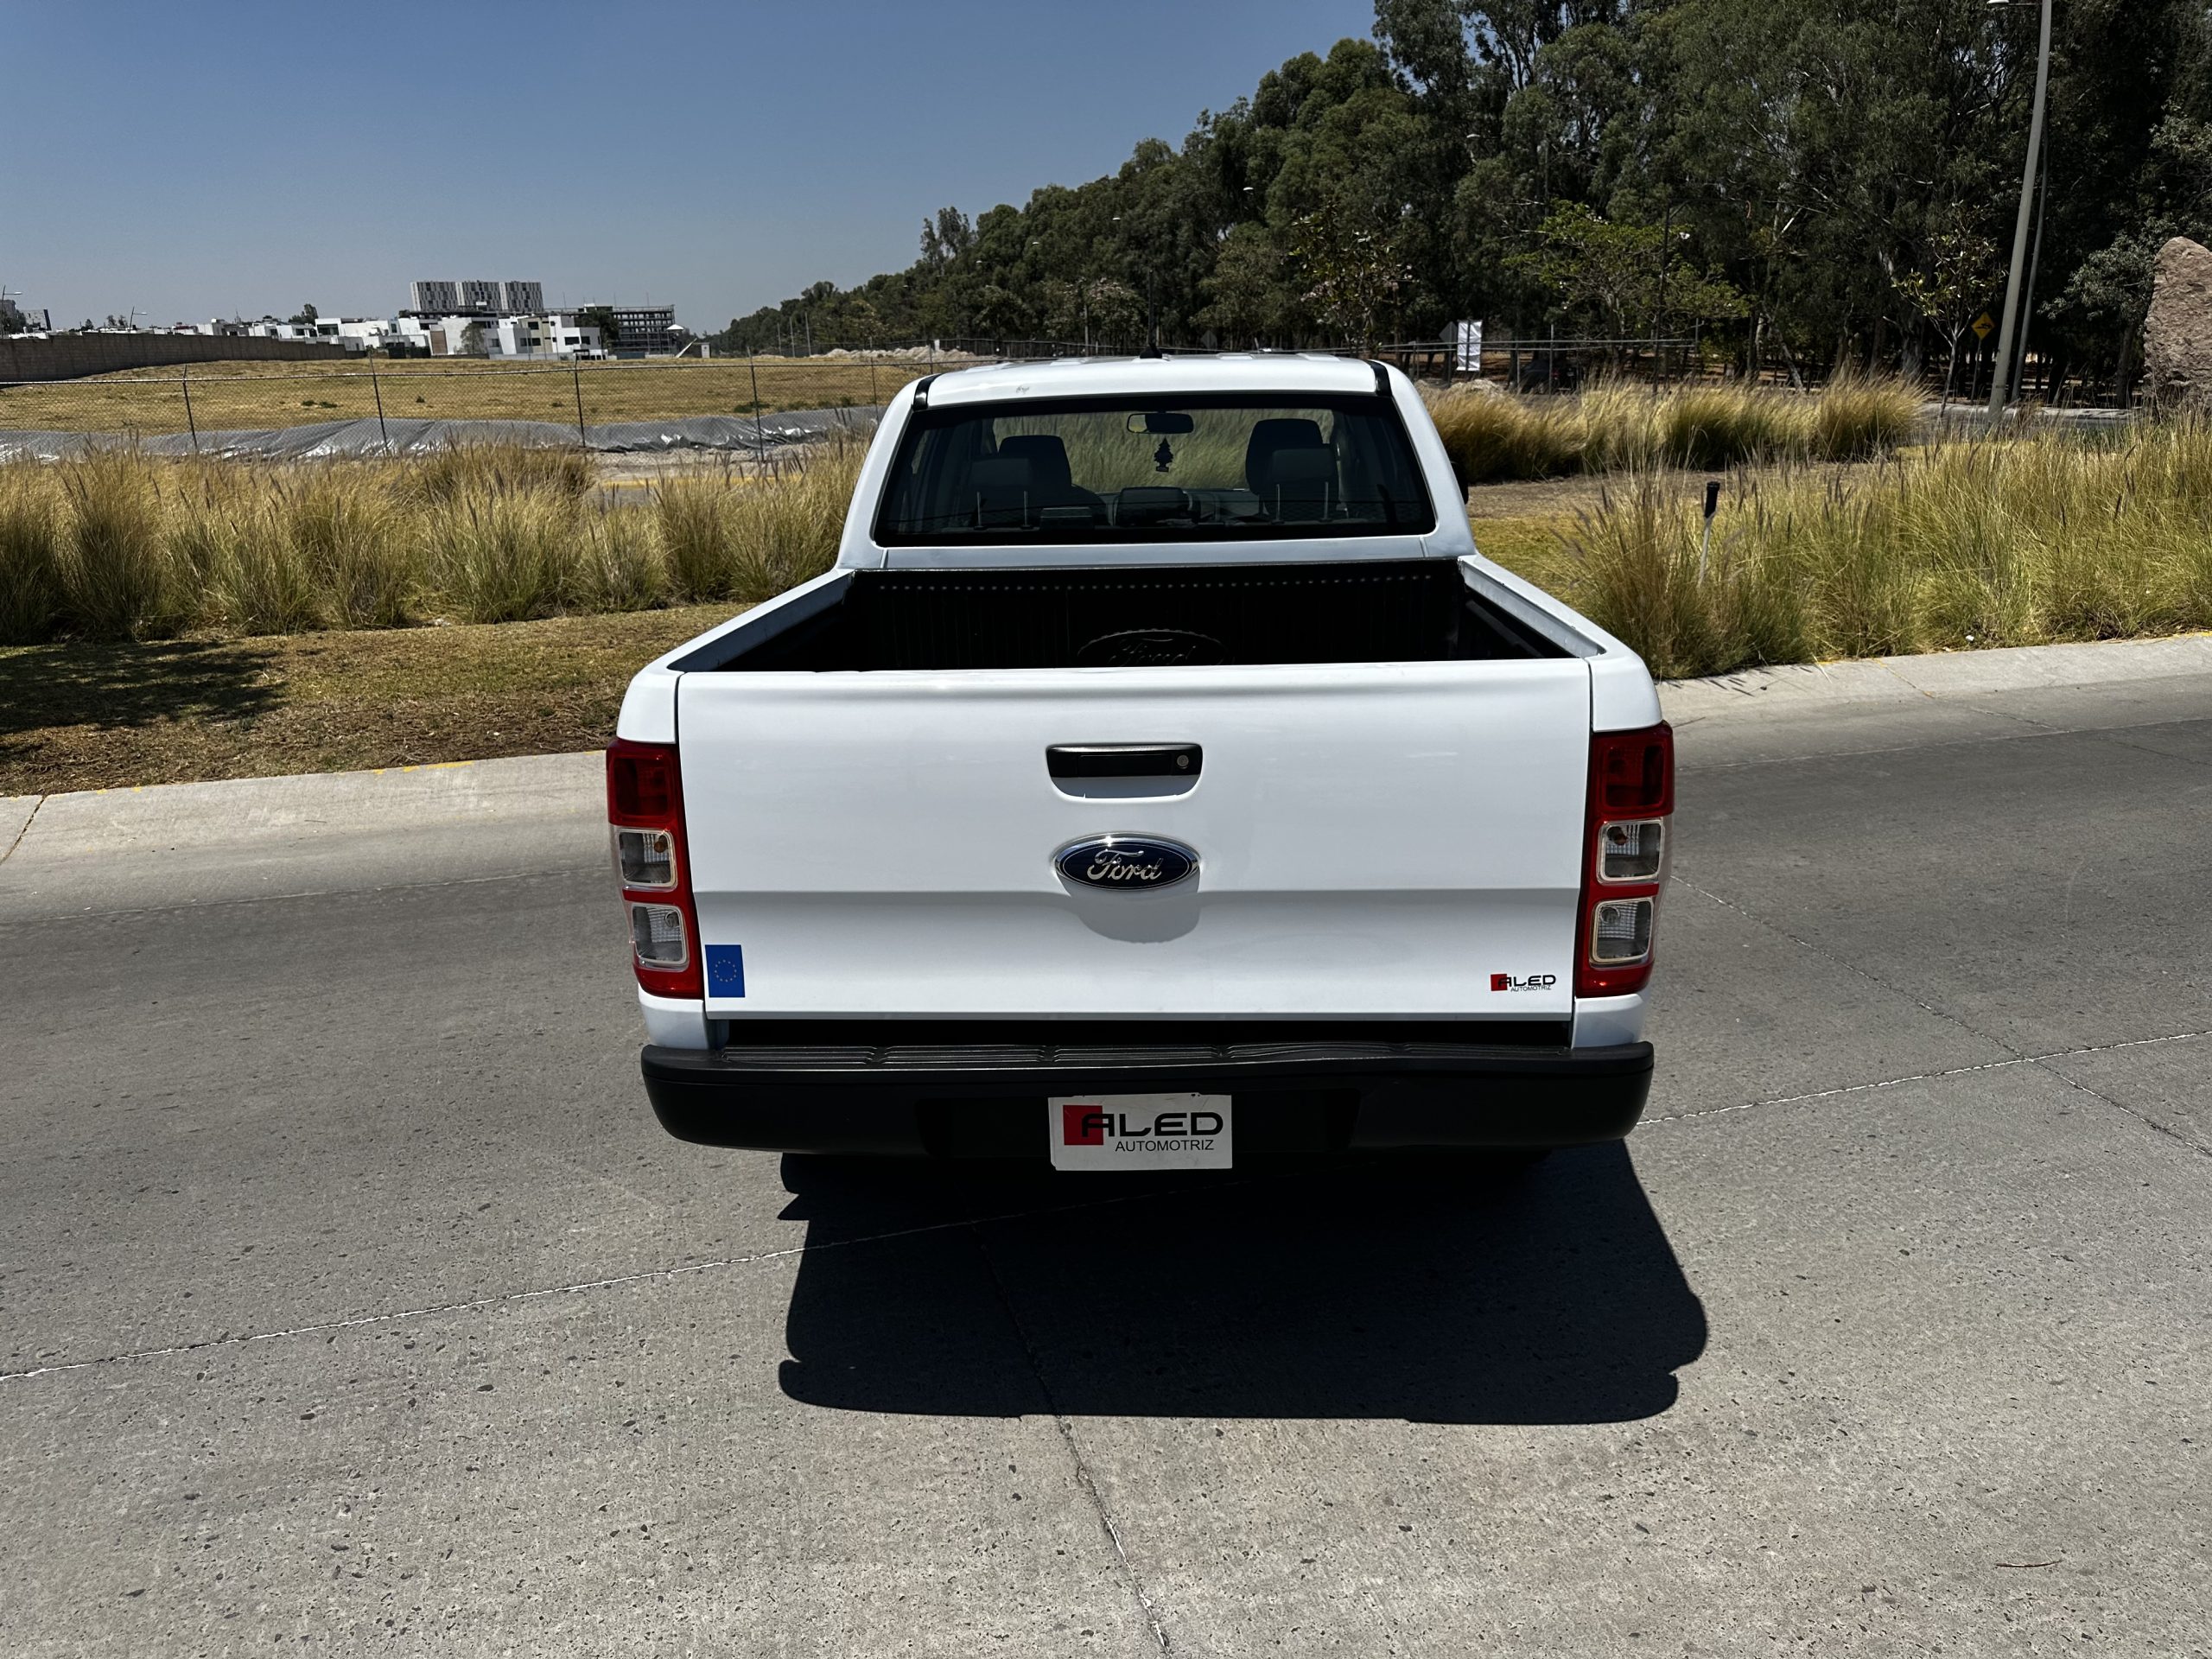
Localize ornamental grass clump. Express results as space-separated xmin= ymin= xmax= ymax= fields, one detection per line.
xmin=1560 ymin=418 xmax=2212 ymax=679
xmin=0 ymin=466 xmax=62 ymax=644
xmin=54 ymin=449 xmax=191 ymax=639
xmin=1427 ymin=377 xmax=1923 ymax=486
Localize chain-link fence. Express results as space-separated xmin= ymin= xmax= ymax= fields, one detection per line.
xmin=0 ymin=353 xmax=982 ymax=461
xmin=3 ymin=334 xmax=2104 ymax=464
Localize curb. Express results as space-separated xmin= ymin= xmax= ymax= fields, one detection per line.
xmin=0 ymin=751 xmax=601 ymax=874
xmin=1659 ymin=632 xmax=2212 ymax=725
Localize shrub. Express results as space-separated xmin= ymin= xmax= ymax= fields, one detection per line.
xmin=1556 ymin=417 xmax=2212 ymax=678
xmin=206 ymin=505 xmax=326 ymax=636
xmin=574 ymin=503 xmax=670 ymax=613
xmin=0 ymin=467 xmax=62 ymax=644
xmin=1427 ymin=377 xmax=1923 ymax=488
xmin=725 ymin=446 xmax=860 ymax=599
xmin=397 ymin=442 xmax=594 ymax=506
xmin=1808 ymin=374 xmax=1921 ymax=461
xmin=280 ymin=471 xmax=416 ymax=627
xmin=652 ymin=477 xmax=735 ymax=601
xmin=54 ymin=449 xmax=188 ymax=639
xmin=429 ymin=490 xmax=582 ymax=623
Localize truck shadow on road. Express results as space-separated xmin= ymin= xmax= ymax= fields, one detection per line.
xmin=775 ymin=1142 xmax=1705 ymax=1424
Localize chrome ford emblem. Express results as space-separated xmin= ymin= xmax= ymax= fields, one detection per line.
xmin=1054 ymin=834 xmax=1198 ymax=893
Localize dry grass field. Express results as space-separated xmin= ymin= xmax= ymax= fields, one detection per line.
xmin=0 ymin=354 xmax=944 ymax=435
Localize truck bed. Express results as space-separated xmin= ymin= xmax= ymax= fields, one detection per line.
xmin=681 ymin=559 xmax=1571 ymax=672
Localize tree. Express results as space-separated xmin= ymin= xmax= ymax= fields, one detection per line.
xmin=1894 ymin=218 xmax=2002 ymax=404
xmin=1292 ymin=203 xmax=1414 ymax=350
xmin=575 ymin=306 xmax=620 ymax=354
xmin=289 ymin=302 xmax=318 ymax=324
xmin=1198 ymin=222 xmax=1298 ymax=346
xmin=696 ymin=0 xmax=2210 ymax=390
xmin=1510 ymin=201 xmax=1745 ymax=348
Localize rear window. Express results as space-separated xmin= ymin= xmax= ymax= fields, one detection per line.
xmin=875 ymin=393 xmax=1436 ymax=544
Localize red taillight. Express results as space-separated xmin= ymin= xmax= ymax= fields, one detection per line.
xmin=607 ymin=737 xmax=702 ymax=999
xmin=1575 ymin=722 xmax=1673 ymax=997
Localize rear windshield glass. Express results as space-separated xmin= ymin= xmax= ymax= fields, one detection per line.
xmin=874 ymin=394 xmax=1436 ymax=544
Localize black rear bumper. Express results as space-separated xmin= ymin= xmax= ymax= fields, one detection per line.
xmin=640 ymin=1028 xmax=1652 ymax=1158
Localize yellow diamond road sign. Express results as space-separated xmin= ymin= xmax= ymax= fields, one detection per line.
xmin=1972 ymin=311 xmax=1996 ymax=340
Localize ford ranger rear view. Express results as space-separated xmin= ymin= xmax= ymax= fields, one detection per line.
xmin=608 ymin=355 xmax=1671 ymax=1170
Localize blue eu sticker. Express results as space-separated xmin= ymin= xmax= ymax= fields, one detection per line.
xmin=704 ymin=944 xmax=746 ymax=997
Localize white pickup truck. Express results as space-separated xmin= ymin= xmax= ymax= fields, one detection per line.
xmin=608 ymin=354 xmax=1670 ymax=1169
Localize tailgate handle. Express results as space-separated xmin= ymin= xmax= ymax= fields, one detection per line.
xmin=1047 ymin=743 xmax=1202 ymax=780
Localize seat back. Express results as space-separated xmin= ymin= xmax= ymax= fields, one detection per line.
xmin=1243 ymin=417 xmax=1327 ymax=493
xmin=1255 ymin=444 xmax=1336 ymax=523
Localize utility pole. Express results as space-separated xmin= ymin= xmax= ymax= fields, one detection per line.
xmin=1987 ymin=0 xmax=2053 ymax=420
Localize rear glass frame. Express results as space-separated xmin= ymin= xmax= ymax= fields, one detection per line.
xmin=872 ymin=391 xmax=1438 ymax=547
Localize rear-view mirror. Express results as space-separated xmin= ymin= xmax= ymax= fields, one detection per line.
xmin=1127 ymin=410 xmax=1195 ymax=435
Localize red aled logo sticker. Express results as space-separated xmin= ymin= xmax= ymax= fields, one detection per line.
xmin=1062 ymin=1103 xmax=1105 ymax=1147
xmin=1491 ymin=973 xmax=1511 ymax=991
xmin=1492 ymin=972 xmax=1559 ymax=992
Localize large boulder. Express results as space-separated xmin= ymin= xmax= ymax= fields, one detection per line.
xmin=2142 ymin=236 xmax=2212 ymax=408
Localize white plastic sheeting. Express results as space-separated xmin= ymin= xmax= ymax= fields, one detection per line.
xmin=0 ymin=405 xmax=883 ymax=463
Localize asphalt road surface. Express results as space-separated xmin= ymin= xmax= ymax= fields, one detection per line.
xmin=3 ymin=653 xmax=2209 ymax=1656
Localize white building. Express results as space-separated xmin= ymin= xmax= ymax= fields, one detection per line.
xmin=391 ymin=315 xmax=477 ymax=356
xmin=387 ymin=312 xmax=601 ymax=359
xmin=486 ymin=312 xmax=603 ymax=359
xmin=331 ymin=318 xmax=397 ymax=352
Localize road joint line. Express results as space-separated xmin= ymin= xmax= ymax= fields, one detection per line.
xmin=973 ymin=1222 xmax=1179 ymax=1656
xmin=1675 ymin=878 xmax=2022 ymax=1061
xmin=2028 ymin=1055 xmax=2212 ymax=1162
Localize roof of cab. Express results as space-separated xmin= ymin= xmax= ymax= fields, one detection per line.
xmin=917 ymin=353 xmax=1384 ymax=407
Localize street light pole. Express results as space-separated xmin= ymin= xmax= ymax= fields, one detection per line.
xmin=1987 ymin=0 xmax=2053 ymax=419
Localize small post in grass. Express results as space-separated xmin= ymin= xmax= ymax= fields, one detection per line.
xmin=180 ymin=368 xmax=200 ymax=455
xmin=1699 ymin=477 xmax=1721 ymax=583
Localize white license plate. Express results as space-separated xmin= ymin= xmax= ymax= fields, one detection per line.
xmin=1048 ymin=1093 xmax=1233 ymax=1171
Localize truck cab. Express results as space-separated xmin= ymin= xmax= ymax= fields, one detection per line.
xmin=610 ymin=355 xmax=1669 ymax=1167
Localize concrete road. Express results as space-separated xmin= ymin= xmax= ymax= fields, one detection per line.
xmin=3 ymin=641 xmax=2209 ymax=1656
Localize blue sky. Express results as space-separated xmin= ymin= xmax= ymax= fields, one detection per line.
xmin=2 ymin=0 xmax=1376 ymax=331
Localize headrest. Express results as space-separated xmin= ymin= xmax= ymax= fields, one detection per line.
xmin=1258 ymin=447 xmax=1336 ymax=486
xmin=995 ymin=435 xmax=1072 ymax=489
xmin=969 ymin=457 xmax=1033 ymax=494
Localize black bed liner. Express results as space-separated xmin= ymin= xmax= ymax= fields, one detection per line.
xmin=696 ymin=559 xmax=1569 ymax=672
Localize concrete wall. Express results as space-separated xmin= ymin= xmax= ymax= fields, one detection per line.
xmin=0 ymin=334 xmax=350 ymax=383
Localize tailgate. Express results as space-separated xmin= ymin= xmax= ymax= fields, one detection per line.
xmin=677 ymin=660 xmax=1590 ymax=1020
